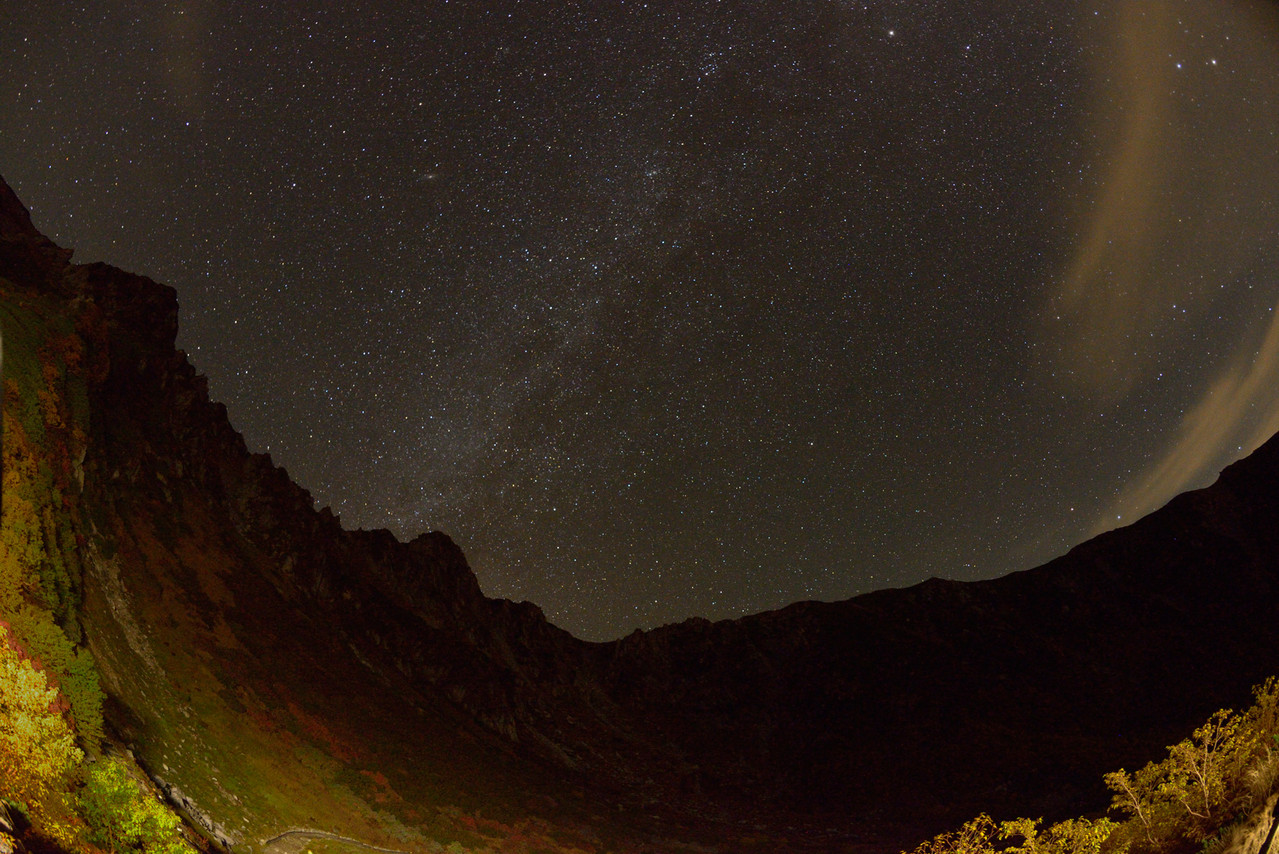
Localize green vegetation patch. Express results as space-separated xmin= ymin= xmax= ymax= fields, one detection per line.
xmin=1 ymin=623 xmax=193 ymax=854
xmin=78 ymin=759 xmax=193 ymax=854
xmin=2 ymin=286 xmax=105 ymax=751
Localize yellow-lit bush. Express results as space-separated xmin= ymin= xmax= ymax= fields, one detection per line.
xmin=0 ymin=623 xmax=83 ymax=803
xmin=76 ymin=760 xmax=193 ymax=854
xmin=906 ymin=678 xmax=1279 ymax=854
xmin=911 ymin=813 xmax=999 ymax=854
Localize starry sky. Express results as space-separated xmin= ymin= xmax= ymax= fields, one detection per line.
xmin=3 ymin=1 xmax=1279 ymax=641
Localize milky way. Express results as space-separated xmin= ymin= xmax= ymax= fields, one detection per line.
xmin=3 ymin=1 xmax=1279 ymax=640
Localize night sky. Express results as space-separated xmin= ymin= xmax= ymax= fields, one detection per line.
xmin=3 ymin=2 xmax=1279 ymax=641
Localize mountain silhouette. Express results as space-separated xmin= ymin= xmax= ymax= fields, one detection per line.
xmin=3 ymin=172 xmax=1279 ymax=853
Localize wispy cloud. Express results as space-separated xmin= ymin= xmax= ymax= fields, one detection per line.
xmin=1043 ymin=1 xmax=1279 ymax=532
xmin=1097 ymin=305 xmax=1279 ymax=533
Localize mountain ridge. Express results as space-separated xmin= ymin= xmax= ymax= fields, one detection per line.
xmin=4 ymin=171 xmax=1279 ymax=852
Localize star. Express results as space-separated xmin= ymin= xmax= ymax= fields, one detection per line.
xmin=3 ymin=0 xmax=1279 ymax=640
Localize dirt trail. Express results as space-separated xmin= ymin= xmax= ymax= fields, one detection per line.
xmin=261 ymin=828 xmax=412 ymax=854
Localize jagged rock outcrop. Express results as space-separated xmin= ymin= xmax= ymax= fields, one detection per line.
xmin=0 ymin=800 xmax=28 ymax=854
xmin=0 ymin=178 xmax=73 ymax=289
xmin=6 ymin=170 xmax=1279 ymax=848
xmin=152 ymin=775 xmax=240 ymax=852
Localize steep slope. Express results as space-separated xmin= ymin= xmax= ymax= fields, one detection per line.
xmin=5 ymin=171 xmax=1279 ymax=853
xmin=1 ymin=176 xmax=640 ymax=854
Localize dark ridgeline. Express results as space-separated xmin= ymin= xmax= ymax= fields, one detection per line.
xmin=4 ymin=170 xmax=1279 ymax=848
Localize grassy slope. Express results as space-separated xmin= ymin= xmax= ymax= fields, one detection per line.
xmin=0 ymin=266 xmax=625 ymax=853
xmin=80 ymin=463 xmax=626 ymax=854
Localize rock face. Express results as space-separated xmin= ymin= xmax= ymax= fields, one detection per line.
xmin=5 ymin=171 xmax=1279 ymax=847
xmin=0 ymin=176 xmax=73 ymax=293
xmin=150 ymin=773 xmax=240 ymax=853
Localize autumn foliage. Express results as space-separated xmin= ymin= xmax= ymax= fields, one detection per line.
xmin=1 ymin=293 xmax=190 ymax=854
xmin=0 ymin=623 xmax=83 ymax=803
xmin=76 ymin=760 xmax=190 ymax=854
xmin=907 ymin=678 xmax=1279 ymax=854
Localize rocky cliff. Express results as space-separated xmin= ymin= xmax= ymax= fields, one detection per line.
xmin=5 ymin=171 xmax=1279 ymax=852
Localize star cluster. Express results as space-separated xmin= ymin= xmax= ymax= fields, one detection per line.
xmin=3 ymin=1 xmax=1279 ymax=640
